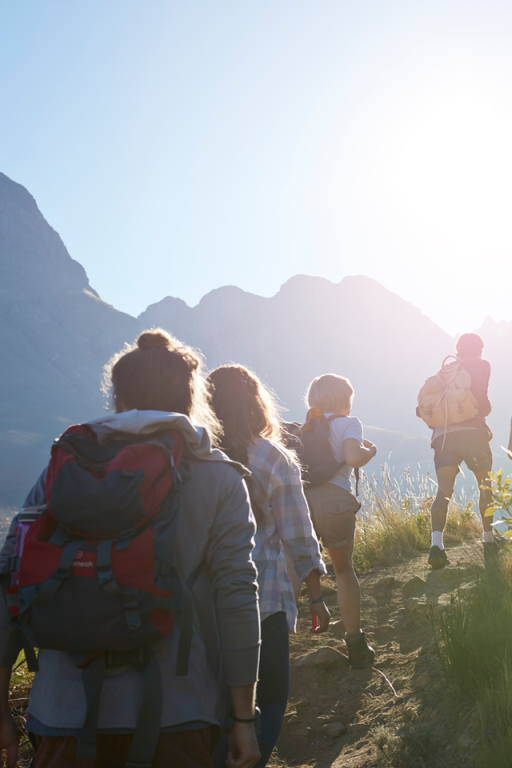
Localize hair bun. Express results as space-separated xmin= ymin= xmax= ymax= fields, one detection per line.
xmin=137 ymin=329 xmax=172 ymax=350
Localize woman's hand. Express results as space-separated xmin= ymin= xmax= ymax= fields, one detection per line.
xmin=309 ymin=600 xmax=331 ymax=633
xmin=304 ymin=570 xmax=331 ymax=631
xmin=227 ymin=722 xmax=260 ymax=768
xmin=363 ymin=439 xmax=377 ymax=458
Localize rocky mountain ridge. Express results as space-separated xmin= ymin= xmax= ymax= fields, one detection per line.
xmin=1 ymin=171 xmax=510 ymax=506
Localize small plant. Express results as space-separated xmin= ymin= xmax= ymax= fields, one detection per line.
xmin=484 ymin=468 xmax=512 ymax=538
xmin=371 ymin=722 xmax=440 ymax=767
xmin=372 ymin=725 xmax=406 ymax=766
xmin=8 ymin=651 xmax=35 ymax=766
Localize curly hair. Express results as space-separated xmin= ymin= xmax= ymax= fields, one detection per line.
xmin=103 ymin=328 xmax=222 ymax=444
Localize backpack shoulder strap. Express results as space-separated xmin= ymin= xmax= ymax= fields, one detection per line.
xmin=354 ymin=467 xmax=360 ymax=497
xmin=325 ymin=416 xmax=361 ymax=493
xmin=441 ymin=355 xmax=458 ymax=369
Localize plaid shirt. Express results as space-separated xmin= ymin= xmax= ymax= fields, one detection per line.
xmin=247 ymin=438 xmax=326 ymax=631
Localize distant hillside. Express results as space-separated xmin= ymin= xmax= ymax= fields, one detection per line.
xmin=139 ymin=276 xmax=453 ymax=432
xmin=0 ymin=173 xmax=141 ymax=503
xmin=1 ymin=170 xmax=510 ymax=507
xmin=139 ymin=276 xmax=453 ymax=475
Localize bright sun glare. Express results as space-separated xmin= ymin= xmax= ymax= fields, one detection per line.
xmin=357 ymin=70 xmax=512 ymax=332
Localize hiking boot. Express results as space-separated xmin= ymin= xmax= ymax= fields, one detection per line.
xmin=428 ymin=545 xmax=449 ymax=569
xmin=345 ymin=631 xmax=375 ymax=669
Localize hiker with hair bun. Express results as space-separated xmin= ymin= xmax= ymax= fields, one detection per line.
xmin=207 ymin=365 xmax=329 ymax=768
xmin=0 ymin=329 xmax=261 ymax=768
xmin=302 ymin=373 xmax=376 ymax=669
xmin=417 ymin=332 xmax=494 ymax=569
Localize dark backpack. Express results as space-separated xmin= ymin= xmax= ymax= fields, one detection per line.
xmin=282 ymin=414 xmax=345 ymax=486
xmin=1 ymin=424 xmax=193 ymax=768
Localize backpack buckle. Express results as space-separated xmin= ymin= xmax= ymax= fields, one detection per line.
xmin=54 ymin=566 xmax=72 ymax=581
xmin=105 ymin=646 xmax=149 ymax=668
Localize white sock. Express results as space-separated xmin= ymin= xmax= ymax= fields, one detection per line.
xmin=483 ymin=530 xmax=494 ymax=543
xmin=432 ymin=531 xmax=444 ymax=550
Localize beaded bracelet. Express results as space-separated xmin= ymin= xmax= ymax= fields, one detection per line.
xmin=308 ymin=596 xmax=325 ymax=605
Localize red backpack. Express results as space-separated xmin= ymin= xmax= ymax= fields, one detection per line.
xmin=1 ymin=424 xmax=193 ymax=768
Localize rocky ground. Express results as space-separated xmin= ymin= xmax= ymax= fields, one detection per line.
xmin=272 ymin=539 xmax=487 ymax=768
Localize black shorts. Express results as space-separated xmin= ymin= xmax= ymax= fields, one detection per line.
xmin=432 ymin=429 xmax=492 ymax=474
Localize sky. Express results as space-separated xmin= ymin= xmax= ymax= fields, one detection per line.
xmin=1 ymin=0 xmax=512 ymax=334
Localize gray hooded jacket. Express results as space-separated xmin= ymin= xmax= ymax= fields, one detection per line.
xmin=0 ymin=411 xmax=260 ymax=732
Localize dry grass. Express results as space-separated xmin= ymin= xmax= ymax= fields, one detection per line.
xmin=352 ymin=467 xmax=481 ymax=571
xmin=8 ymin=652 xmax=35 ymax=767
xmin=475 ymin=662 xmax=512 ymax=767
xmin=437 ymin=548 xmax=512 ymax=766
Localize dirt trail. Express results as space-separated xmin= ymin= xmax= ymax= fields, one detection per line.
xmin=273 ymin=540 xmax=486 ymax=768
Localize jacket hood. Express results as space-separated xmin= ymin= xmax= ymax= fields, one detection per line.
xmin=86 ymin=410 xmax=248 ymax=474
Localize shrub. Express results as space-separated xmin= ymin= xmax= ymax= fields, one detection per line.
xmin=371 ymin=722 xmax=441 ymax=767
xmin=353 ymin=467 xmax=480 ymax=571
xmin=438 ymin=551 xmax=512 ymax=700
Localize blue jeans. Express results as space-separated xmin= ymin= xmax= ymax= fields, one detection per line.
xmin=213 ymin=611 xmax=289 ymax=768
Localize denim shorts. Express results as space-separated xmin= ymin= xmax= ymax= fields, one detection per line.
xmin=432 ymin=429 xmax=492 ymax=473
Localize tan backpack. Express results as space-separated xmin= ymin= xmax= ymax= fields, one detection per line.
xmin=417 ymin=356 xmax=479 ymax=428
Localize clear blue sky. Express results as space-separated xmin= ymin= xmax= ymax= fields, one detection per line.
xmin=2 ymin=0 xmax=512 ymax=334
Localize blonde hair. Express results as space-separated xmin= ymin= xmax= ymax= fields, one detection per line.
xmin=306 ymin=373 xmax=354 ymax=412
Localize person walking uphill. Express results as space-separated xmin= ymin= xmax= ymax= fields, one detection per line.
xmin=302 ymin=374 xmax=377 ymax=669
xmin=0 ymin=330 xmax=261 ymax=768
xmin=207 ymin=365 xmax=330 ymax=768
xmin=417 ymin=332 xmax=494 ymax=569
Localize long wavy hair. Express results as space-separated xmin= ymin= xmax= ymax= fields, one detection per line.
xmin=207 ymin=365 xmax=297 ymax=468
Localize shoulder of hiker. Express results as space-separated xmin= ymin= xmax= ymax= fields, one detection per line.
xmin=251 ymin=438 xmax=301 ymax=483
xmin=249 ymin=436 xmax=285 ymax=467
xmin=187 ymin=456 xmax=249 ymax=503
xmin=22 ymin=467 xmax=48 ymax=507
xmin=333 ymin=415 xmax=363 ymax=437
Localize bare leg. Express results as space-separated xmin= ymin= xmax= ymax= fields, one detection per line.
xmin=474 ymin=471 xmax=493 ymax=532
xmin=431 ymin=466 xmax=458 ymax=532
xmin=328 ymin=539 xmax=360 ymax=634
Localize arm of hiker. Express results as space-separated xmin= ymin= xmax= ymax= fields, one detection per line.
xmin=270 ymin=456 xmax=329 ymax=625
xmin=227 ymin=683 xmax=261 ymax=768
xmin=304 ymin=569 xmax=331 ymax=632
xmin=343 ymin=437 xmax=376 ymax=468
xmin=470 ymin=359 xmax=492 ymax=417
xmin=0 ymin=471 xmax=47 ymax=767
xmin=205 ymin=469 xmax=260 ymax=699
xmin=0 ymin=517 xmax=24 ymax=673
xmin=0 ymin=666 xmax=18 ymax=768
